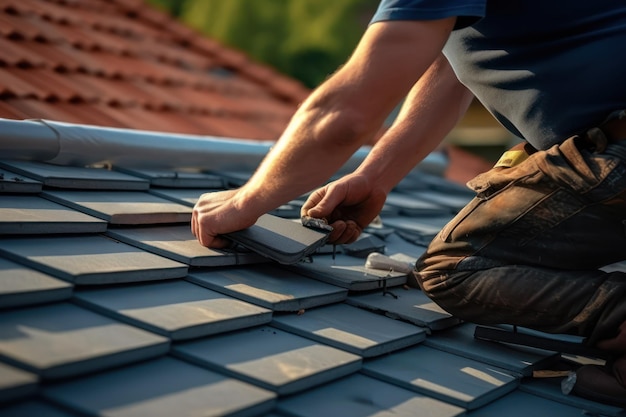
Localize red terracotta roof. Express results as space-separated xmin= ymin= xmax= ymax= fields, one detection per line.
xmin=0 ymin=0 xmax=310 ymax=140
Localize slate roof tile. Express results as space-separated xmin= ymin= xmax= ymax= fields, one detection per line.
xmin=346 ymin=286 xmax=462 ymax=332
xmin=41 ymin=190 xmax=192 ymax=224
xmin=0 ymin=195 xmax=107 ymax=234
xmin=0 ymin=0 xmax=623 ymax=415
xmin=466 ymin=390 xmax=588 ymax=417
xmin=187 ymin=264 xmax=348 ymax=312
xmin=0 ymin=160 xmax=149 ymax=190
xmin=44 ymin=357 xmax=277 ymax=417
xmin=520 ymin=377 xmax=626 ymax=417
xmin=0 ymin=168 xmax=41 ymax=193
xmin=173 ymin=326 xmax=362 ymax=395
xmin=0 ymin=302 xmax=170 ymax=379
xmin=423 ymin=323 xmax=559 ymax=378
xmin=287 ymin=252 xmax=408 ymax=291
xmin=271 ymin=303 xmax=427 ymax=358
xmin=0 ymin=399 xmax=80 ymax=417
xmin=276 ymin=373 xmax=466 ymax=417
xmin=74 ymin=280 xmax=272 ymax=341
xmin=105 ymin=225 xmax=267 ymax=267
xmin=0 ymin=362 xmax=38 ymax=403
xmin=362 ymin=345 xmax=519 ymax=410
xmin=0 ymin=258 xmax=73 ymax=309
xmin=0 ymin=235 xmax=189 ymax=285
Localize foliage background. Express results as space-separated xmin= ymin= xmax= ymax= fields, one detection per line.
xmin=147 ymin=0 xmax=379 ymax=89
xmin=147 ymin=0 xmax=511 ymax=160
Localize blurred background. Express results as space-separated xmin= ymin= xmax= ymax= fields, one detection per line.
xmin=147 ymin=0 xmax=516 ymax=163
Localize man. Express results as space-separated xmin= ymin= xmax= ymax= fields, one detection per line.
xmin=192 ymin=0 xmax=626 ymax=406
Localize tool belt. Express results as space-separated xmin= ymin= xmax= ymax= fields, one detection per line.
xmin=494 ymin=109 xmax=626 ymax=169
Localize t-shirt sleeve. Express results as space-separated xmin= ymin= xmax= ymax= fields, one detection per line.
xmin=370 ymin=0 xmax=486 ymax=29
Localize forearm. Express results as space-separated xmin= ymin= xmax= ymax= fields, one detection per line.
xmin=238 ymin=94 xmax=376 ymax=215
xmin=356 ymin=54 xmax=475 ymax=194
xmin=236 ymin=19 xmax=457 ymax=216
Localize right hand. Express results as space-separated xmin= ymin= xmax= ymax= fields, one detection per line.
xmin=301 ymin=173 xmax=387 ymax=244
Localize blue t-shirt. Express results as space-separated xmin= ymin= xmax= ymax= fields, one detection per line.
xmin=371 ymin=0 xmax=626 ymax=150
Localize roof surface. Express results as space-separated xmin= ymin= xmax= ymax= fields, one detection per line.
xmin=1 ymin=1 xmax=624 ymax=416
xmin=1 ymin=156 xmax=625 ymax=417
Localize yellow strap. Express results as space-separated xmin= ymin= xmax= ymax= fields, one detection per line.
xmin=494 ymin=150 xmax=528 ymax=168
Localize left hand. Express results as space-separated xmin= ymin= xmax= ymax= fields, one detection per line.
xmin=191 ymin=189 xmax=261 ymax=248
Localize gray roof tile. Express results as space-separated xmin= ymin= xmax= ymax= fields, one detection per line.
xmin=0 ymin=235 xmax=188 ymax=285
xmin=44 ymin=357 xmax=276 ymax=417
xmin=277 ymin=373 xmax=466 ymax=417
xmin=0 ymin=362 xmax=38 ymax=403
xmin=188 ymin=264 xmax=347 ymax=312
xmin=466 ymin=390 xmax=586 ymax=416
xmin=287 ymin=253 xmax=408 ymax=291
xmin=519 ymin=377 xmax=626 ymax=417
xmin=148 ymin=188 xmax=209 ymax=206
xmin=379 ymin=232 xmax=427 ymax=258
xmin=0 ymin=399 xmax=81 ymax=417
xmin=106 ymin=225 xmax=267 ymax=267
xmin=0 ymin=302 xmax=169 ymax=379
xmin=341 ymin=233 xmax=387 ymax=258
xmin=424 ymin=323 xmax=559 ymax=377
xmin=74 ymin=280 xmax=272 ymax=341
xmin=113 ymin=167 xmax=224 ymax=188
xmin=0 ymin=168 xmax=42 ymax=193
xmin=382 ymin=215 xmax=453 ymax=246
xmin=270 ymin=202 xmax=302 ymax=218
xmin=0 ymin=161 xmax=149 ymax=190
xmin=271 ymin=303 xmax=426 ymax=357
xmin=362 ymin=345 xmax=519 ymax=410
xmin=226 ymin=214 xmax=331 ymax=264
xmin=385 ymin=192 xmax=453 ymax=216
xmin=41 ymin=190 xmax=192 ymax=225
xmin=0 ymin=258 xmax=73 ymax=309
xmin=173 ymin=326 xmax=362 ymax=395
xmin=404 ymin=189 xmax=472 ymax=213
xmin=346 ymin=287 xmax=461 ymax=332
xmin=0 ymin=195 xmax=107 ymax=235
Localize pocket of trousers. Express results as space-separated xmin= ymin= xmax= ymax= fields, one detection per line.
xmin=439 ymin=159 xmax=542 ymax=243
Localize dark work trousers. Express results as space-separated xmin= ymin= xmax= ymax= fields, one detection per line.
xmin=415 ymin=130 xmax=626 ymax=347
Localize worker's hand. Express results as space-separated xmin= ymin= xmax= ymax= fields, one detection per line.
xmin=192 ymin=189 xmax=260 ymax=248
xmin=301 ymin=174 xmax=387 ymax=244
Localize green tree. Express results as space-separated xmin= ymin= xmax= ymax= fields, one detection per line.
xmin=173 ymin=0 xmax=377 ymax=88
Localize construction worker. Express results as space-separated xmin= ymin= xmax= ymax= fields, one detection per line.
xmin=192 ymin=0 xmax=626 ymax=406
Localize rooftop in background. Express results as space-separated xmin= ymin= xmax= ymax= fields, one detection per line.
xmin=0 ymin=0 xmax=309 ymax=139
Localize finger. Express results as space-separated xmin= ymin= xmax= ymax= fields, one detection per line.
xmin=327 ymin=221 xmax=347 ymax=243
xmin=301 ymin=189 xmax=325 ymax=216
xmin=306 ymin=186 xmax=346 ymax=219
xmin=306 ymin=195 xmax=335 ymax=219
xmin=191 ymin=212 xmax=198 ymax=237
xmin=207 ymin=235 xmax=233 ymax=249
xmin=335 ymin=221 xmax=361 ymax=245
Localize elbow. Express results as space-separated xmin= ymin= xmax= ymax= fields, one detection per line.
xmin=297 ymin=96 xmax=377 ymax=149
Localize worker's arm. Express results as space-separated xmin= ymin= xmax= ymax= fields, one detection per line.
xmin=192 ymin=18 xmax=456 ymax=247
xmin=302 ymin=53 xmax=475 ymax=243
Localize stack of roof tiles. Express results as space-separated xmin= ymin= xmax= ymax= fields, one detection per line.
xmin=0 ymin=0 xmax=624 ymax=416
